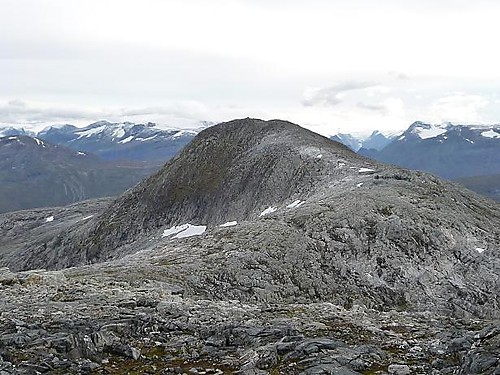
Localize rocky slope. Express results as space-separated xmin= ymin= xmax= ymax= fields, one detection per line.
xmin=0 ymin=118 xmax=499 ymax=374
xmin=0 ymin=136 xmax=160 ymax=213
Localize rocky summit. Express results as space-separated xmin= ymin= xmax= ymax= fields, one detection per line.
xmin=0 ymin=118 xmax=499 ymax=374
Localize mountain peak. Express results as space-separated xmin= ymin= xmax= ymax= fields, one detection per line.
xmin=5 ymin=118 xmax=500 ymax=326
xmin=0 ymin=126 xmax=35 ymax=138
xmin=407 ymin=121 xmax=449 ymax=139
xmin=49 ymin=118 xmax=373 ymax=265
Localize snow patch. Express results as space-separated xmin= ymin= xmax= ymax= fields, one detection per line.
xmin=357 ymin=182 xmax=364 ymax=188
xmin=77 ymin=151 xmax=86 ymax=156
xmin=260 ymin=206 xmax=277 ymax=216
xmin=118 ymin=136 xmax=135 ymax=144
xmin=162 ymin=224 xmax=190 ymax=237
xmin=174 ymin=225 xmax=206 ymax=238
xmin=34 ymin=138 xmax=46 ymax=147
xmin=220 ymin=221 xmax=237 ymax=227
xmin=162 ymin=223 xmax=206 ymax=238
xmin=172 ymin=130 xmax=197 ymax=139
xmin=465 ymin=138 xmax=474 ymax=144
xmin=287 ymin=200 xmax=305 ymax=209
xmin=481 ymin=129 xmax=500 ymax=138
xmin=358 ymin=168 xmax=375 ymax=173
xmin=45 ymin=216 xmax=54 ymax=222
xmin=316 ymin=154 xmax=323 ymax=159
xmin=81 ymin=215 xmax=94 ymax=221
xmin=475 ymin=247 xmax=485 ymax=254
xmin=112 ymin=128 xmax=126 ymax=138
xmin=413 ymin=124 xmax=447 ymax=139
xmin=75 ymin=125 xmax=107 ymax=139
xmin=135 ymin=135 xmax=158 ymax=142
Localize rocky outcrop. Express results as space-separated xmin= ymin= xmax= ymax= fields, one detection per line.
xmin=0 ymin=265 xmax=498 ymax=374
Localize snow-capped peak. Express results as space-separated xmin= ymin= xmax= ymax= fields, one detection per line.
xmin=40 ymin=123 xmax=75 ymax=132
xmin=406 ymin=121 xmax=500 ymax=142
xmin=0 ymin=127 xmax=35 ymax=138
xmin=481 ymin=129 xmax=500 ymax=139
xmin=409 ymin=122 xmax=449 ymax=140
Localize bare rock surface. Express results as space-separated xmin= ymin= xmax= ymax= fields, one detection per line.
xmin=0 ymin=264 xmax=498 ymax=374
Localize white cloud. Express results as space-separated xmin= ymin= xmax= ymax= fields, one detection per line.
xmin=0 ymin=100 xmax=104 ymax=125
xmin=428 ymin=93 xmax=490 ymax=124
xmin=388 ymin=71 xmax=410 ymax=80
xmin=357 ymin=97 xmax=405 ymax=117
xmin=302 ymin=81 xmax=377 ymax=107
xmin=365 ymin=86 xmax=392 ymax=97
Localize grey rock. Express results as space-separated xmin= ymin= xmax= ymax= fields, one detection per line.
xmin=128 ymin=346 xmax=141 ymax=360
xmin=468 ymin=355 xmax=498 ymax=373
xmin=301 ymin=364 xmax=361 ymax=375
xmin=292 ymin=338 xmax=344 ymax=357
xmin=388 ymin=364 xmax=411 ymax=375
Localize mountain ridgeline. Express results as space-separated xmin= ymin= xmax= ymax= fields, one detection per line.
xmin=24 ymin=118 xmax=360 ymax=267
xmin=37 ymin=120 xmax=203 ymax=162
xmin=358 ymin=121 xmax=500 ymax=179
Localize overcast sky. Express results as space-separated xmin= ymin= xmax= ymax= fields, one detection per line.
xmin=2 ymin=0 xmax=500 ymax=135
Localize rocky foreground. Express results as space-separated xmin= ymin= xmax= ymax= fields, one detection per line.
xmin=0 ymin=264 xmax=498 ymax=375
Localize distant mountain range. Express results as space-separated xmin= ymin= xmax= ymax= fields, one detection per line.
xmin=358 ymin=121 xmax=500 ymax=178
xmin=0 ymin=121 xmax=208 ymax=213
xmin=37 ymin=120 xmax=210 ymax=162
xmin=330 ymin=130 xmax=399 ymax=152
xmin=333 ymin=121 xmax=500 ymax=200
xmin=455 ymin=173 xmax=500 ymax=202
xmin=0 ymin=127 xmax=35 ymax=137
